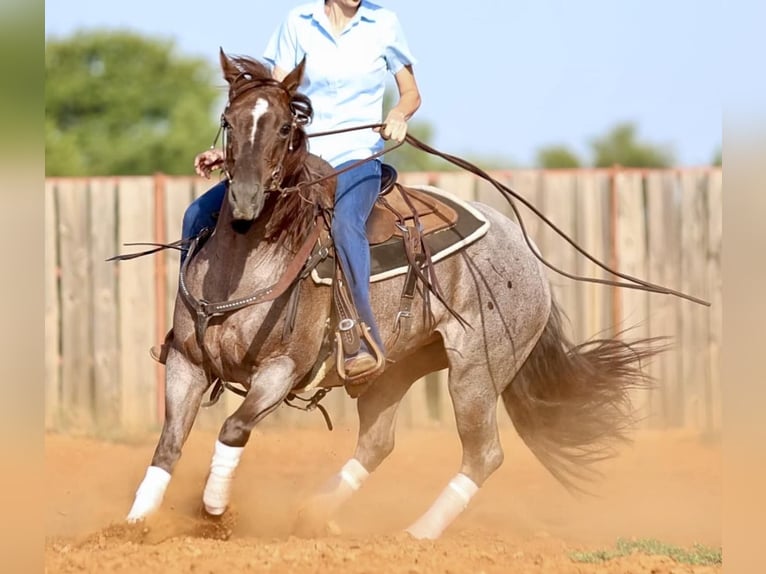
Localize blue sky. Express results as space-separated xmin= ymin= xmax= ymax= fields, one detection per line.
xmin=45 ymin=1 xmax=724 ymax=167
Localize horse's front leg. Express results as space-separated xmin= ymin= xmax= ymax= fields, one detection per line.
xmin=127 ymin=349 xmax=210 ymax=521
xmin=202 ymin=356 xmax=296 ymax=516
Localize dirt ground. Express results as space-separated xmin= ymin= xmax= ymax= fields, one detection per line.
xmin=45 ymin=422 xmax=721 ymax=573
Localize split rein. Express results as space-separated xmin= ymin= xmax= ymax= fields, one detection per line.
xmin=291 ymin=123 xmax=710 ymax=307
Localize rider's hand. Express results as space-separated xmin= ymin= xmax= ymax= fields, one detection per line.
xmin=379 ymin=110 xmax=408 ymax=143
xmin=194 ymin=148 xmax=224 ymax=179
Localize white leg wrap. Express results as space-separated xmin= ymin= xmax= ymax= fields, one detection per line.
xmin=126 ymin=466 xmax=171 ymax=522
xmin=405 ymin=473 xmax=479 ymax=540
xmin=202 ymin=440 xmax=244 ymax=515
xmin=305 ymin=458 xmax=370 ymax=519
xmin=338 ymin=458 xmax=370 ymax=493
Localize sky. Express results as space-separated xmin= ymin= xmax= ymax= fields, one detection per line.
xmin=45 ymin=0 xmax=726 ymax=167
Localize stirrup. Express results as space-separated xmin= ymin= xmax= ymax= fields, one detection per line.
xmin=335 ymin=322 xmax=385 ymax=388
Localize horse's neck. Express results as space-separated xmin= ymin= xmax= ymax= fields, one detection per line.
xmin=203 ymin=205 xmax=290 ymax=292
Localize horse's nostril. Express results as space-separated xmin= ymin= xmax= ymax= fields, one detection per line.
xmin=231 ymin=219 xmax=253 ymax=234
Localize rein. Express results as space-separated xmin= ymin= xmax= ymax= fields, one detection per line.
xmin=287 ymin=122 xmax=709 ymax=307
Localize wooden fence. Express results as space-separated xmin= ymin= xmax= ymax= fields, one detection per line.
xmin=44 ymin=168 xmax=722 ymax=436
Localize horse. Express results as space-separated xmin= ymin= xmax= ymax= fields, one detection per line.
xmin=125 ymin=49 xmax=662 ymax=540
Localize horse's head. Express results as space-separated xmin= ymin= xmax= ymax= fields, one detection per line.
xmin=218 ymin=49 xmax=311 ymax=222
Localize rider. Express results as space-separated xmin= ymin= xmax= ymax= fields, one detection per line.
xmin=157 ymin=0 xmax=421 ymax=378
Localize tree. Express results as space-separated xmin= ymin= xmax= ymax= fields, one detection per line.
xmin=590 ymin=122 xmax=673 ymax=168
xmin=536 ymin=145 xmax=582 ymax=169
xmin=712 ymin=146 xmax=722 ymax=166
xmin=46 ymin=30 xmax=221 ymax=176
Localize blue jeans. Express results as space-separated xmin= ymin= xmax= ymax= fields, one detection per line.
xmin=181 ymin=161 xmax=383 ymax=352
xmin=332 ymin=159 xmax=383 ymax=353
xmin=181 ymin=180 xmax=228 ymax=262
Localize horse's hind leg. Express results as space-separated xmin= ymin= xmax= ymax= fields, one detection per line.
xmin=294 ymin=340 xmax=447 ymax=536
xmin=405 ymin=360 xmax=504 ymax=540
xmin=127 ymin=349 xmax=210 ymax=521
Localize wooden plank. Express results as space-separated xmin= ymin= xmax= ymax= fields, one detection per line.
xmin=398 ymin=172 xmax=433 ymax=188
xmin=474 ymin=172 xmax=514 ymax=219
xmin=435 ymin=172 xmax=476 ymax=202
xmin=705 ymin=170 xmax=722 ymax=433
xmin=614 ymin=171 xmax=651 ymax=425
xmin=89 ymin=179 xmax=121 ymax=433
xmin=575 ymin=172 xmax=612 ymax=342
xmin=163 ymin=178 xmax=192 ymax=327
xmin=118 ymin=177 xmax=158 ymax=433
xmin=679 ymin=171 xmax=710 ymax=430
xmin=57 ymin=179 xmax=93 ymax=431
xmin=505 ymin=170 xmax=544 ymax=257
xmin=45 ymin=180 xmax=61 ymax=430
xmin=539 ymin=172 xmax=579 ymax=340
xmin=645 ymin=172 xmax=682 ymax=428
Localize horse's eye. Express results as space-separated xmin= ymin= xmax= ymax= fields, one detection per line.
xmin=279 ymin=123 xmax=292 ymax=137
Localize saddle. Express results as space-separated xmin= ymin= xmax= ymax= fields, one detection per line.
xmin=366 ymin=164 xmax=459 ymax=245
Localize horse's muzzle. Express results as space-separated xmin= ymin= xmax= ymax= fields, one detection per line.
xmin=229 ymin=182 xmax=265 ymax=222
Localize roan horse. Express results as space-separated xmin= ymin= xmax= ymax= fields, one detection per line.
xmin=126 ymin=50 xmax=662 ymax=539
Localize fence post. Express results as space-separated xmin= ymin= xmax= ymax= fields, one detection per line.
xmin=154 ymin=173 xmax=167 ymax=425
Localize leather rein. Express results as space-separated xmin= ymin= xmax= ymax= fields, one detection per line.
xmin=298 ymin=124 xmax=710 ymax=307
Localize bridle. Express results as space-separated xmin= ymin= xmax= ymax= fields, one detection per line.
xmin=211 ymin=74 xmax=313 ymax=192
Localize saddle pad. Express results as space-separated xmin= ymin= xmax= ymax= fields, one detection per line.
xmin=311 ymin=185 xmax=490 ymax=285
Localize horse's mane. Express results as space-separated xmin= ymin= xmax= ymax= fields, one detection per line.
xmin=266 ymin=155 xmax=335 ymax=252
xmin=223 ymin=55 xmax=334 ymax=251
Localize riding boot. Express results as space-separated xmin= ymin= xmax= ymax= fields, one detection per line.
xmin=344 ymin=344 xmax=378 ymax=377
xmin=149 ymin=329 xmax=174 ymax=365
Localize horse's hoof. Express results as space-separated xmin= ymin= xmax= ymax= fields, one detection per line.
xmin=202 ymin=503 xmax=227 ymax=517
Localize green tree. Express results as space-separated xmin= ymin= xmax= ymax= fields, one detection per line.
xmin=46 ymin=30 xmax=221 ymax=176
xmin=712 ymin=146 xmax=722 ymax=166
xmin=591 ymin=123 xmax=673 ymax=168
xmin=536 ymin=145 xmax=582 ymax=169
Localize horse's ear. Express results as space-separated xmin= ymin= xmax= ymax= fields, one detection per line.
xmin=219 ymin=47 xmax=239 ymax=84
xmin=281 ymin=57 xmax=306 ymax=95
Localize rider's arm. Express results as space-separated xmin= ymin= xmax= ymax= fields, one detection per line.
xmin=381 ymin=65 xmax=421 ymax=142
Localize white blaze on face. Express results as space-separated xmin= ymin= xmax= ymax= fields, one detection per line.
xmin=249 ymin=98 xmax=269 ymax=145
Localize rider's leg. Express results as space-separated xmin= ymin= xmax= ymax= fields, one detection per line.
xmin=180 ymin=180 xmax=228 ymax=264
xmin=331 ymin=159 xmax=383 ymax=372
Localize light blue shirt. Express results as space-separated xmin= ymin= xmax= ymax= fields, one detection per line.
xmin=263 ymin=1 xmax=417 ymax=167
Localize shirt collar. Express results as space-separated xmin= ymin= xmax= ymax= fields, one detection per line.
xmin=305 ymin=1 xmax=377 ymax=26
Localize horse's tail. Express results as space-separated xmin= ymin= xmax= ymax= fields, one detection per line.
xmin=501 ymin=296 xmax=667 ymax=493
